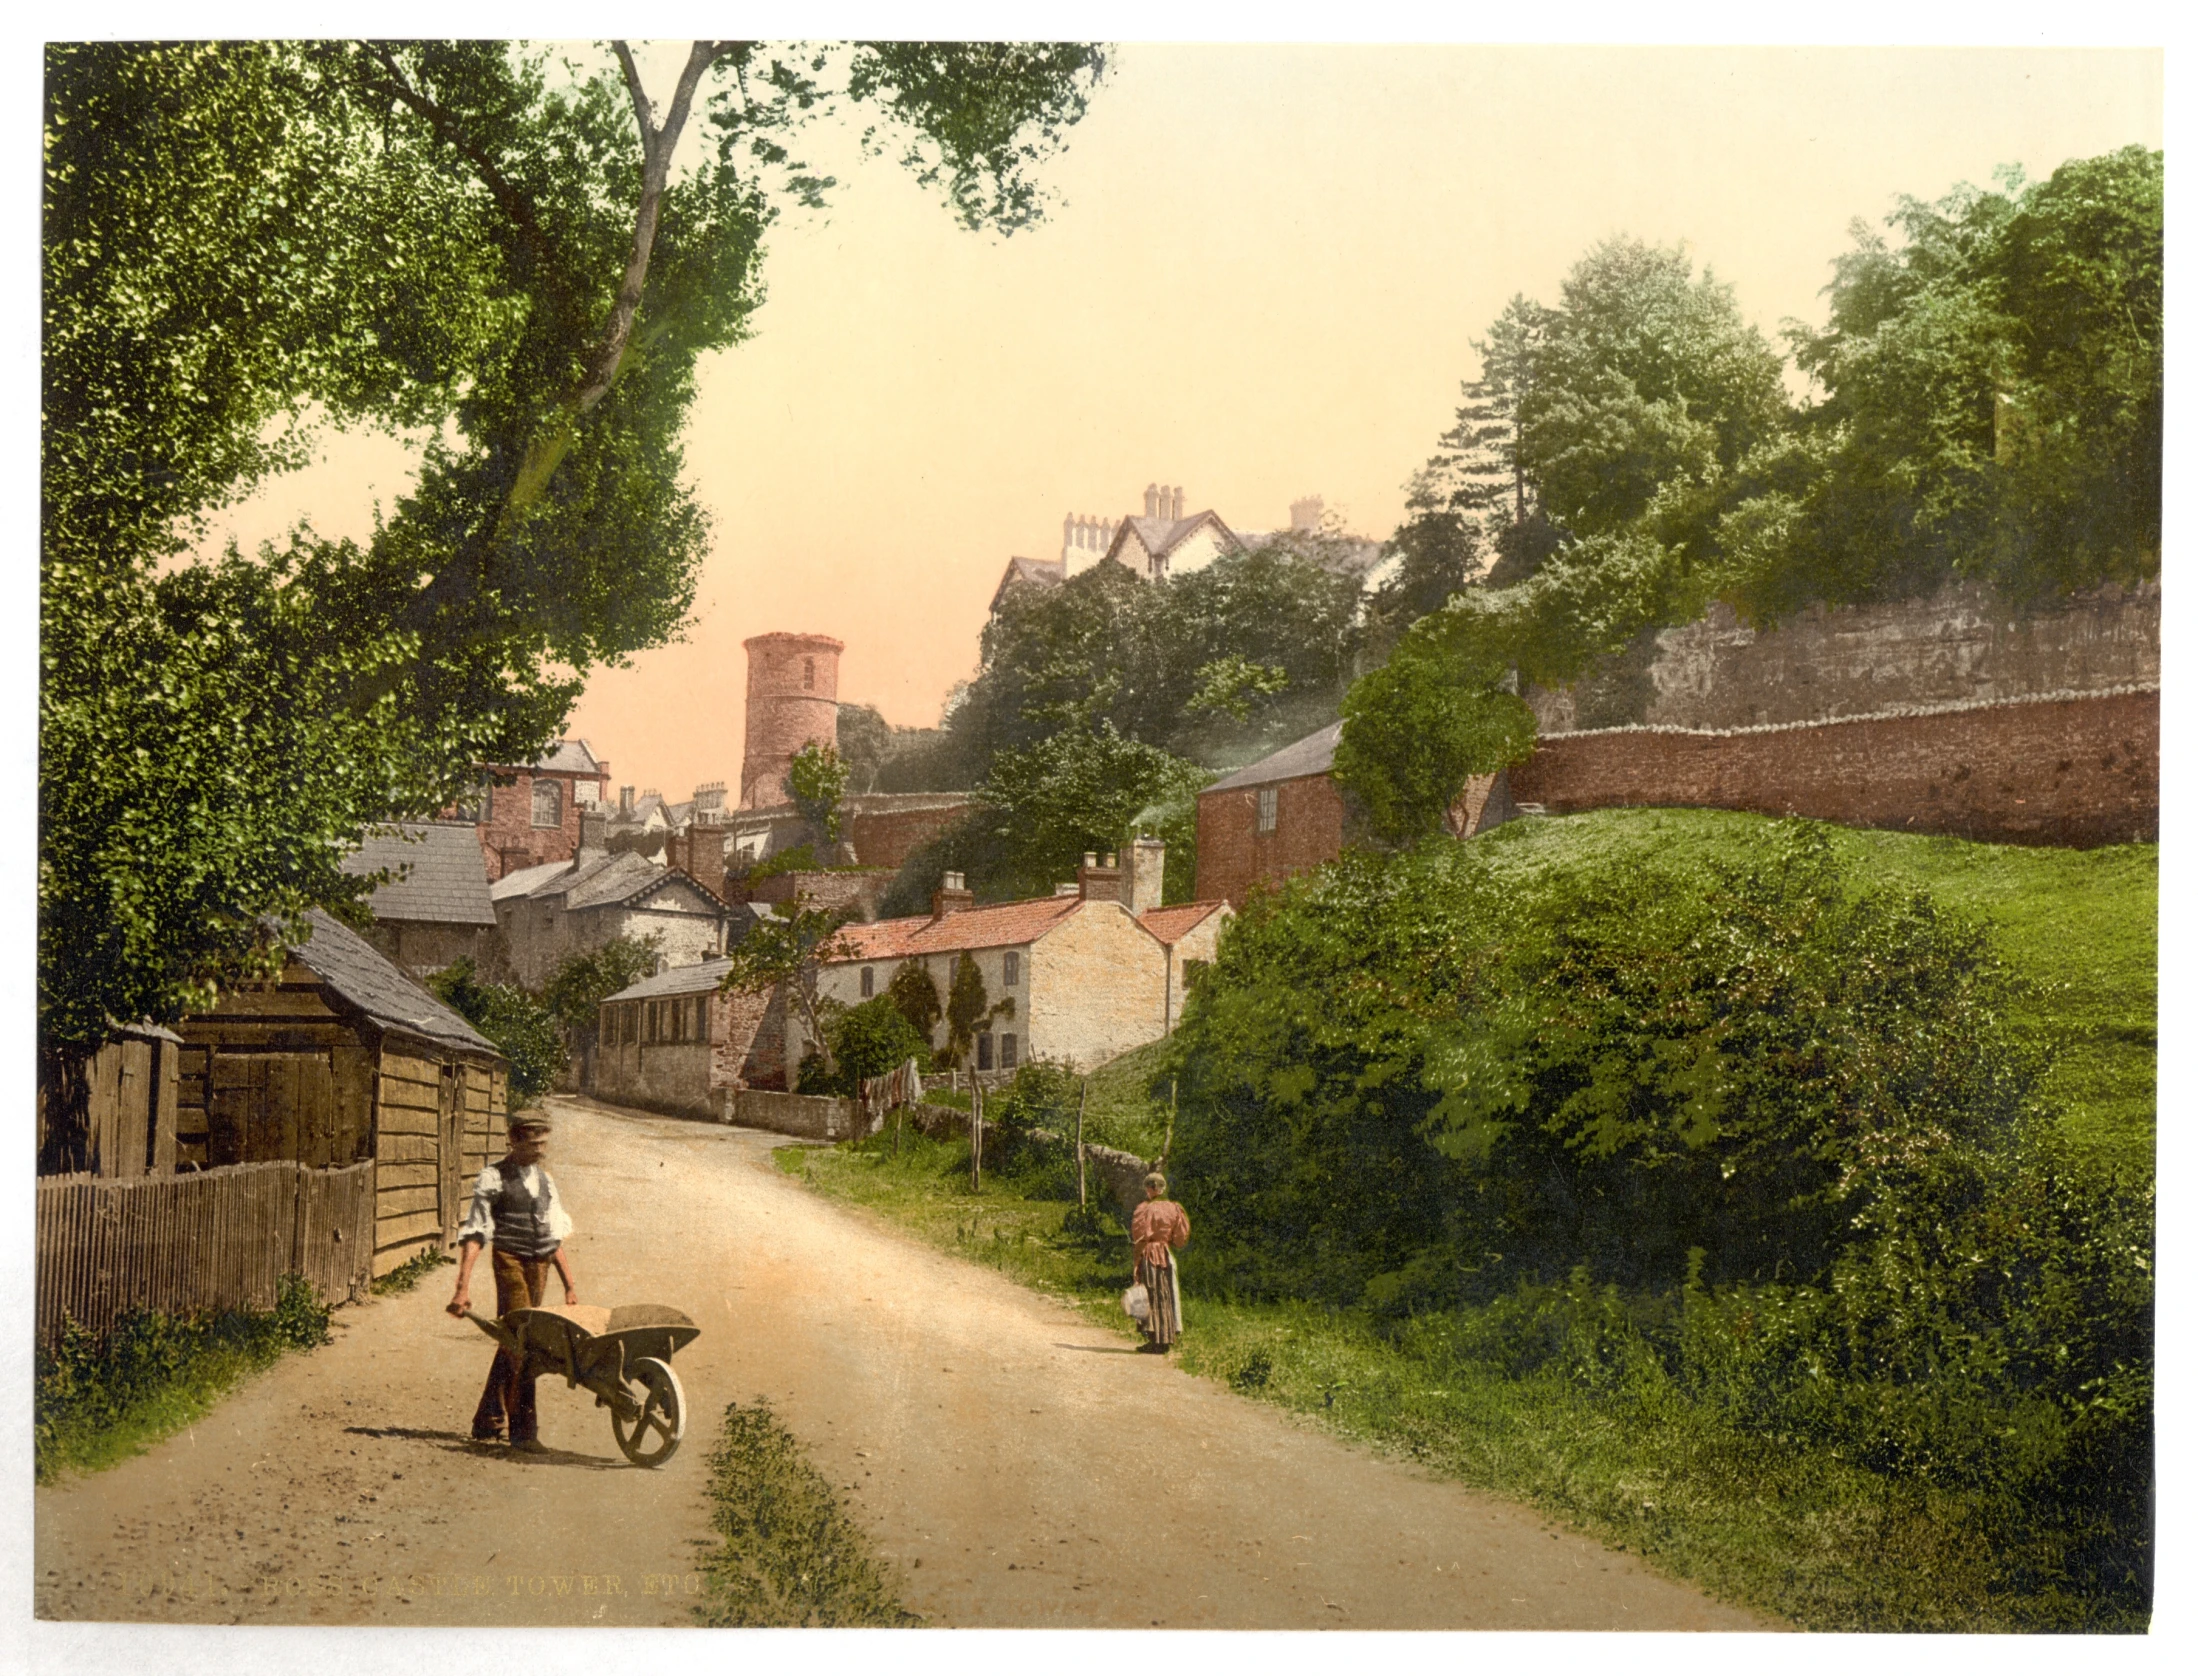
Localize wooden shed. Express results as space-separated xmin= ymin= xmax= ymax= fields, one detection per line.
xmin=171 ymin=908 xmax=509 ymax=1277
xmin=35 ymin=1022 xmax=183 ymax=1177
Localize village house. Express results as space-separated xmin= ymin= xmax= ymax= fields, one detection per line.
xmin=811 ymin=841 xmax=1230 ymax=1077
xmin=340 ymin=819 xmax=504 ymax=982
xmin=166 ymin=908 xmax=511 ymax=1277
xmin=491 ymin=848 xmax=744 ymax=989
xmin=460 ymin=738 xmax=612 ymax=882
xmin=992 ymin=487 xmax=1384 ymax=618
xmin=589 ymin=956 xmax=794 ymax=1119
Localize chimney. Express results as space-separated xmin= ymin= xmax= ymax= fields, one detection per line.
xmin=1143 ymin=483 xmax=1160 ymax=518
xmin=619 ymin=785 xmax=635 ymax=817
xmin=1077 ymin=851 xmax=1123 ymax=904
xmin=931 ymin=870 xmax=975 ymax=921
xmin=1128 ymin=835 xmax=1165 ymax=913
xmin=684 ymin=824 xmax=729 ymax=902
xmin=579 ymin=810 xmax=607 ymax=857
xmin=1171 ymin=486 xmax=1185 ymax=521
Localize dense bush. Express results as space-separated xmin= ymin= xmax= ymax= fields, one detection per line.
xmin=798 ymin=997 xmax=933 ymax=1096
xmin=428 ymin=957 xmax=564 ymax=1098
xmin=1163 ymin=820 xmax=2152 ymax=1609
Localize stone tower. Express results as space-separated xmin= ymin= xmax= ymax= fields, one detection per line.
xmin=740 ymin=631 xmax=844 ymax=809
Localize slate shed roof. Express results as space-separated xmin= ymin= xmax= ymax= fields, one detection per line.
xmin=291 ymin=909 xmax=501 ymax=1057
xmin=1202 ymin=721 xmax=1343 ymax=793
xmin=342 ymin=822 xmax=496 ymax=926
xmin=604 ymin=957 xmax=734 ymax=1004
xmin=491 ymin=859 xmax=576 ymax=902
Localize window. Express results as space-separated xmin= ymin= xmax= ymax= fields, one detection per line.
xmin=1000 ymin=1033 xmax=1018 ymax=1070
xmin=532 ymin=777 xmax=564 ymax=828
xmin=802 ymin=656 xmax=815 ymax=690
xmin=976 ymin=1033 xmax=994 ymax=1071
xmin=860 ymin=966 xmax=874 ymax=998
xmin=1002 ymin=951 xmax=1019 ymax=987
xmin=695 ymin=995 xmax=710 ymax=1039
xmin=1256 ymin=785 xmax=1278 ymax=833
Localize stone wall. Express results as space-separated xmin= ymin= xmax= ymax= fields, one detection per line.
xmin=748 ymin=868 xmax=894 ymax=922
xmin=1528 ymin=580 xmax=2159 ymax=735
xmin=722 ymin=1088 xmax=862 ymax=1140
xmin=1024 ymin=904 xmax=1169 ymax=1071
xmin=588 ymin=1037 xmax=715 ymax=1121
xmin=845 ymin=794 xmax=981 ymax=871
xmin=1508 ymin=687 xmax=2157 ymax=848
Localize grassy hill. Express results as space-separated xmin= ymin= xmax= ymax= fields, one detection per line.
xmin=1091 ymin=808 xmax=2155 ymax=1175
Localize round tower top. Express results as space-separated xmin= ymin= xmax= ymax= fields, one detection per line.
xmin=743 ymin=631 xmax=844 ymax=655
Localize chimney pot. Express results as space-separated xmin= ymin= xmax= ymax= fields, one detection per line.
xmin=1129 ymin=835 xmax=1166 ymax=913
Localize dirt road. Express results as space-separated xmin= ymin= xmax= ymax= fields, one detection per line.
xmin=35 ymin=1095 xmax=1771 ymax=1629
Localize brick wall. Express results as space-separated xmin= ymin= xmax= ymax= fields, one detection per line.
xmin=1194 ymin=772 xmax=1347 ymax=906
xmin=1508 ymin=688 xmax=2157 ymax=848
xmin=845 ymin=795 xmax=981 ymax=870
xmin=477 ymin=769 xmax=595 ymax=882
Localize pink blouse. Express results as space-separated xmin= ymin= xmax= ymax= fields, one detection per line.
xmin=1131 ymin=1199 xmax=1190 ymax=1268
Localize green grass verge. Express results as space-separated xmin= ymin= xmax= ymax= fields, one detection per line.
xmin=34 ymin=1275 xmax=334 ymax=1484
xmin=781 ymin=1129 xmax=2142 ymax=1632
xmin=691 ymin=1396 xmax=921 ymax=1626
xmin=370 ymin=1245 xmax=454 ymax=1296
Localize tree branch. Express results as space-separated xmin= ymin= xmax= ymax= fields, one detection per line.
xmin=358 ymin=44 xmax=558 ymax=276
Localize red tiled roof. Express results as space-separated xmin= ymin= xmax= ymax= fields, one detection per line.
xmin=1139 ymin=901 xmax=1228 ymax=945
xmin=828 ymin=895 xmax=1086 ymax=962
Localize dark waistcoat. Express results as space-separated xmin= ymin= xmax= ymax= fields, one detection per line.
xmin=489 ymin=1160 xmax=559 ymax=1258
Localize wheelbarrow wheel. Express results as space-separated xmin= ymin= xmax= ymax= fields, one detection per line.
xmin=612 ymin=1356 xmax=686 ymax=1468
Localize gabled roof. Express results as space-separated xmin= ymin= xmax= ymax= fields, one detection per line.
xmin=1106 ymin=510 xmax=1242 ymax=574
xmin=989 ymin=555 xmax=1066 ymax=615
xmin=604 ymin=957 xmax=733 ymax=1004
xmin=291 ymin=909 xmax=500 ymax=1057
xmin=342 ymin=822 xmax=496 ymax=926
xmin=1202 ymin=720 xmax=1343 ymax=793
xmin=529 ymin=738 xmax=603 ymax=776
xmin=1139 ymin=901 xmax=1229 ymax=945
xmin=827 ymin=894 xmax=1091 ymax=963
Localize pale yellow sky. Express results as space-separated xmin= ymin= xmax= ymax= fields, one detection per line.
xmin=200 ymin=44 xmax=2162 ymax=802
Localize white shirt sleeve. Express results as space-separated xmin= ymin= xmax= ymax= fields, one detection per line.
xmin=457 ymin=1166 xmax=500 ymax=1246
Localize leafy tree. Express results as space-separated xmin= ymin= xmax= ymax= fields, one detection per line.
xmin=1184 ymin=655 xmax=1290 ymax=723
xmin=786 ymin=741 xmax=851 ymax=848
xmin=941 ymin=952 xmax=996 ymax=1071
xmin=835 ymin=703 xmax=894 ymax=794
xmin=1361 ymin=511 xmax=1483 ymax=653
xmin=1332 ymin=637 xmax=1536 ymax=845
xmin=428 ymin=958 xmax=564 ymax=1099
xmin=1740 ymin=146 xmax=2161 ymax=614
xmin=886 ymin=723 xmax=1209 ymax=911
xmin=885 ymin=959 xmax=943 ymax=1044
xmin=1408 ymin=294 xmax=1546 ymax=536
xmin=541 ymin=934 xmax=663 ymax=1035
xmin=832 ymin=997 xmax=933 ymax=1086
xmin=40 ymin=38 xmax=1106 ymax=1080
xmin=716 ymin=896 xmax=856 ymax=1076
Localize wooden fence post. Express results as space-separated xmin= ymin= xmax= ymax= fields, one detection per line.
xmin=1075 ymin=1078 xmax=1088 ymax=1209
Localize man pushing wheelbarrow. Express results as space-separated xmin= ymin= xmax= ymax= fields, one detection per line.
xmin=447 ymin=1112 xmax=578 ymax=1451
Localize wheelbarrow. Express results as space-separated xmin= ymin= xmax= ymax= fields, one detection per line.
xmin=465 ymin=1303 xmax=700 ymax=1467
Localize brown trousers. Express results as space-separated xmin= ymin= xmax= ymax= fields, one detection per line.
xmin=470 ymin=1247 xmax=551 ymax=1442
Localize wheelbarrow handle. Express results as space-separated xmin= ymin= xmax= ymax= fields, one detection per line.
xmin=463 ymin=1309 xmax=522 ymax=1359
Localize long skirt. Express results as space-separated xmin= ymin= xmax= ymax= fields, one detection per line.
xmin=1136 ymin=1255 xmax=1182 ymax=1347
xmin=470 ymin=1248 xmax=549 ymax=1442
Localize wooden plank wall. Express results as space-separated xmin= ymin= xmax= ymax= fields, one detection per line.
xmin=373 ymin=1046 xmax=445 ymax=1276
xmin=35 ymin=1160 xmax=376 ymax=1348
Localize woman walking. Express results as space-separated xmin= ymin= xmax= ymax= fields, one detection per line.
xmin=1130 ymin=1171 xmax=1190 ymax=1353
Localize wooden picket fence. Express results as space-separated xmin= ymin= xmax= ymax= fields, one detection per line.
xmin=35 ymin=1159 xmax=377 ymax=1348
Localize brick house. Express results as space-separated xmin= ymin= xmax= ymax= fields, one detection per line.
xmin=462 ymin=739 xmax=611 ymax=883
xmin=341 ymin=820 xmax=504 ymax=981
xmin=491 ymin=849 xmax=745 ymax=989
xmin=1195 ymin=722 xmax=1513 ymax=905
